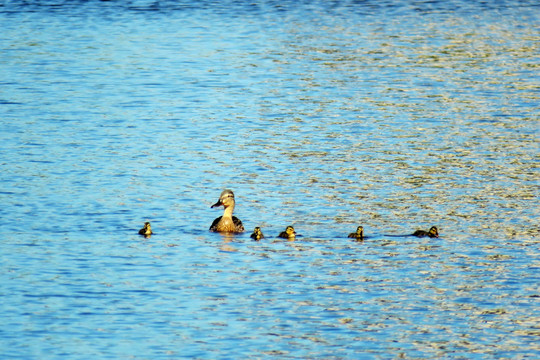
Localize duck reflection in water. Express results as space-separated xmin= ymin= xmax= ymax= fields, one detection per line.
xmin=138 ymin=222 xmax=152 ymax=238
xmin=278 ymin=225 xmax=296 ymax=240
xmin=209 ymin=189 xmax=245 ymax=233
xmin=348 ymin=226 xmax=364 ymax=241
xmin=250 ymin=227 xmax=264 ymax=241
xmin=412 ymin=226 xmax=439 ymax=238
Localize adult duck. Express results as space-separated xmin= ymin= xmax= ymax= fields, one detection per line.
xmin=209 ymin=189 xmax=245 ymax=233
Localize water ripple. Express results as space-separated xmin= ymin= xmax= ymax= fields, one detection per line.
xmin=1 ymin=1 xmax=539 ymax=359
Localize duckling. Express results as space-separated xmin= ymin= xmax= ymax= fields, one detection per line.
xmin=278 ymin=225 xmax=296 ymax=240
xmin=348 ymin=226 xmax=364 ymax=240
xmin=250 ymin=227 xmax=264 ymax=241
xmin=138 ymin=222 xmax=152 ymax=236
xmin=412 ymin=226 xmax=439 ymax=238
xmin=209 ymin=189 xmax=245 ymax=233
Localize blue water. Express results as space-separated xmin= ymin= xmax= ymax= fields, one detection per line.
xmin=1 ymin=1 xmax=539 ymax=358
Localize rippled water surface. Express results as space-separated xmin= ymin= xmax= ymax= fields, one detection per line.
xmin=1 ymin=1 xmax=539 ymax=358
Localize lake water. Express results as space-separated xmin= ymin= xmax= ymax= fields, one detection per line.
xmin=1 ymin=0 xmax=539 ymax=358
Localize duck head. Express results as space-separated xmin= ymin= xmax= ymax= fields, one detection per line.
xmin=211 ymin=189 xmax=236 ymax=209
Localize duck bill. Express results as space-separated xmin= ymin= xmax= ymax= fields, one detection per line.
xmin=211 ymin=200 xmax=223 ymax=208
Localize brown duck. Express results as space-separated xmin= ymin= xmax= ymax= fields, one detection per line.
xmin=209 ymin=189 xmax=245 ymax=233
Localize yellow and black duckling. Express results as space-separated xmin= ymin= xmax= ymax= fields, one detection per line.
xmin=250 ymin=227 xmax=264 ymax=241
xmin=412 ymin=226 xmax=439 ymax=238
xmin=209 ymin=189 xmax=245 ymax=233
xmin=138 ymin=222 xmax=152 ymax=237
xmin=348 ymin=226 xmax=364 ymax=240
xmin=278 ymin=225 xmax=296 ymax=240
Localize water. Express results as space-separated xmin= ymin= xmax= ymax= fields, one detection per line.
xmin=1 ymin=0 xmax=539 ymax=358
